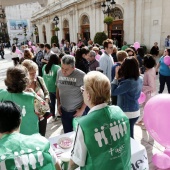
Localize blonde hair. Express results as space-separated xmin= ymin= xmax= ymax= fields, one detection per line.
xmin=84 ymin=71 xmax=110 ymax=105
xmin=117 ymin=51 xmax=128 ymax=62
xmin=22 ymin=59 xmax=38 ymax=72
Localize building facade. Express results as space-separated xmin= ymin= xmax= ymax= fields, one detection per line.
xmin=30 ymin=0 xmax=170 ymax=51
xmin=5 ymin=2 xmax=42 ymax=44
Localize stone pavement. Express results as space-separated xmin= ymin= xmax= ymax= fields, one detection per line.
xmin=0 ymin=48 xmax=169 ymax=170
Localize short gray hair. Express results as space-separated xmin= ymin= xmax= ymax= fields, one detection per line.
xmin=89 ymin=50 xmax=96 ymax=57
xmin=61 ymin=55 xmax=75 ymax=67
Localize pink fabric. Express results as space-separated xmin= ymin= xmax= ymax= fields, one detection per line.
xmin=142 ymin=67 xmax=156 ymax=103
xmin=95 ymin=54 xmax=101 ymax=61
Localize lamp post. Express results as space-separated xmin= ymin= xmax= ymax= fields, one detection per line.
xmin=101 ymin=0 xmax=116 ymax=37
xmin=53 ymin=16 xmax=59 ymax=36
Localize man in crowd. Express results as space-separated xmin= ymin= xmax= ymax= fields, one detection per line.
xmin=0 ymin=101 xmax=61 ymax=170
xmin=88 ymin=50 xmax=99 ymax=71
xmin=56 ymin=55 xmax=86 ymax=133
xmin=41 ymin=44 xmax=54 ymax=64
xmin=99 ymin=39 xmax=114 ymax=81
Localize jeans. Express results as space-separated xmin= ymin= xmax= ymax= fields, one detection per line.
xmin=49 ymin=92 xmax=56 ymax=117
xmin=159 ymin=73 xmax=170 ymax=93
xmin=129 ymin=117 xmax=139 ymax=138
xmin=61 ymin=107 xmax=76 ymax=133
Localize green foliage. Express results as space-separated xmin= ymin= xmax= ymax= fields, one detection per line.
xmin=54 ymin=27 xmax=60 ymax=31
xmin=34 ymin=31 xmax=38 ymax=35
xmin=51 ymin=35 xmax=59 ymax=46
xmin=104 ymin=16 xmax=114 ymax=24
xmin=94 ymin=32 xmax=107 ymax=45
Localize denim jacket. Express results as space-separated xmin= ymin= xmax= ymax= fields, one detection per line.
xmin=111 ymin=76 xmax=143 ymax=112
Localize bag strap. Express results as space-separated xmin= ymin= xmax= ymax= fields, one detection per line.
xmin=37 ymin=77 xmax=44 ymax=93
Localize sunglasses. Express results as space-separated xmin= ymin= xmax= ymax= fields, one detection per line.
xmin=80 ymin=86 xmax=85 ymax=93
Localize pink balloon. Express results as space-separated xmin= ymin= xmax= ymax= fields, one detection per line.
xmin=164 ymin=56 xmax=170 ymax=66
xmin=152 ymin=153 xmax=170 ymax=169
xmin=133 ymin=42 xmax=140 ymax=50
xmin=16 ymin=48 xmax=21 ymax=54
xmin=138 ymin=92 xmax=146 ymax=104
xmin=28 ymin=41 xmax=32 ymax=46
xmin=143 ymin=94 xmax=170 ymax=148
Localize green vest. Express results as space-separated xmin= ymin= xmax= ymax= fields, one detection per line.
xmin=0 ymin=133 xmax=56 ymax=170
xmin=77 ymin=105 xmax=131 ymax=170
xmin=0 ymin=89 xmax=39 ymax=135
xmin=42 ymin=64 xmax=60 ymax=92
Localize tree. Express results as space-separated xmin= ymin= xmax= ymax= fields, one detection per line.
xmin=51 ymin=35 xmax=59 ymax=46
xmin=94 ymin=32 xmax=107 ymax=45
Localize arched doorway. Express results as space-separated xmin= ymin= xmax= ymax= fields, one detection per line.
xmin=81 ymin=15 xmax=90 ymax=43
xmin=34 ymin=26 xmax=39 ymax=43
xmin=109 ymin=7 xmax=123 ymax=48
xmin=51 ymin=23 xmax=55 ymax=36
xmin=63 ymin=20 xmax=70 ymax=42
xmin=42 ymin=25 xmax=47 ymax=43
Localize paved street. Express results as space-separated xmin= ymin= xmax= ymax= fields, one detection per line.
xmin=0 ymin=48 xmax=169 ymax=170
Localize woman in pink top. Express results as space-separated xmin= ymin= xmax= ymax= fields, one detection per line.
xmin=137 ymin=54 xmax=156 ymax=125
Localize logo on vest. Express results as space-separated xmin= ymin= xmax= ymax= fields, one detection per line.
xmin=0 ymin=147 xmax=44 ymax=169
xmin=94 ymin=118 xmax=127 ymax=148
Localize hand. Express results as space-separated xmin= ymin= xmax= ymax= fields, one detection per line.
xmin=25 ymin=88 xmax=35 ymax=93
xmin=115 ymin=66 xmax=120 ymax=79
xmin=45 ymin=98 xmax=50 ymax=103
xmin=73 ymin=109 xmax=83 ymax=117
xmin=57 ymin=104 xmax=62 ymax=115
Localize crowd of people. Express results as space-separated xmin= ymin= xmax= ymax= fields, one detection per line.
xmin=0 ymin=37 xmax=169 ymax=169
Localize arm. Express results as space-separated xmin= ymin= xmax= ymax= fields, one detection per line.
xmin=55 ymin=162 xmax=62 ymax=170
xmin=99 ymin=56 xmax=107 ymax=76
xmin=68 ymin=159 xmax=79 ymax=170
xmin=56 ymin=88 xmax=61 ymax=115
xmin=111 ymin=79 xmax=132 ymax=96
xmin=156 ymin=62 xmax=160 ymax=72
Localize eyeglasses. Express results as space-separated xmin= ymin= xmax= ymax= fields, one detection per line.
xmin=80 ymin=86 xmax=85 ymax=93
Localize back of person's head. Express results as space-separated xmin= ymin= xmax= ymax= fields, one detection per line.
xmin=125 ymin=48 xmax=135 ymax=56
xmin=89 ymin=50 xmax=96 ymax=59
xmin=119 ymin=56 xmax=140 ymax=80
xmin=45 ymin=54 xmax=60 ymax=74
xmin=59 ymin=52 xmax=65 ymax=59
xmin=52 ymin=43 xmax=57 ymax=47
xmin=75 ymin=48 xmax=89 ymax=61
xmin=112 ymin=45 xmax=117 ymax=54
xmin=45 ymin=44 xmax=51 ymax=50
xmin=103 ymin=39 xmax=113 ymax=49
xmin=143 ymin=54 xmax=156 ymax=68
xmin=129 ymin=46 xmax=137 ymax=55
xmin=5 ymin=65 xmax=29 ymax=93
xmin=39 ymin=44 xmax=45 ymax=49
xmin=84 ymin=71 xmax=110 ymax=105
xmin=0 ymin=101 xmax=21 ymax=133
xmin=22 ymin=59 xmax=38 ymax=72
xmin=12 ymin=45 xmax=16 ymax=53
xmin=137 ymin=47 xmax=145 ymax=58
xmin=117 ymin=51 xmax=128 ymax=62
xmin=62 ymin=55 xmax=75 ymax=68
xmin=123 ymin=41 xmax=127 ymax=45
xmin=24 ymin=50 xmax=34 ymax=59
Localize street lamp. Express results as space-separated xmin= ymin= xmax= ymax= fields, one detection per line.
xmin=101 ymin=0 xmax=116 ymax=37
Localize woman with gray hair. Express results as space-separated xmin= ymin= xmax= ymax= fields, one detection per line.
xmin=88 ymin=50 xmax=99 ymax=71
xmin=0 ymin=65 xmax=49 ymax=135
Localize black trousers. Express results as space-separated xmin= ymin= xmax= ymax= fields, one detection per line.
xmin=39 ymin=118 xmax=47 ymax=136
xmin=159 ymin=73 xmax=170 ymax=93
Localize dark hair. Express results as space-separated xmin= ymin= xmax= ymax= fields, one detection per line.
xmin=39 ymin=44 xmax=45 ymax=49
xmin=143 ymin=54 xmax=156 ymax=68
xmin=118 ymin=56 xmax=140 ymax=80
xmin=45 ymin=54 xmax=60 ymax=74
xmin=0 ymin=101 xmax=21 ymax=133
xmin=103 ymin=39 xmax=113 ymax=49
xmin=75 ymin=48 xmax=89 ymax=63
xmin=167 ymin=49 xmax=170 ymax=56
xmin=5 ymin=66 xmax=30 ymax=93
xmin=53 ymin=43 xmax=57 ymax=47
xmin=12 ymin=45 xmax=16 ymax=53
xmin=59 ymin=53 xmax=65 ymax=59
xmin=137 ymin=47 xmax=145 ymax=58
xmin=129 ymin=46 xmax=137 ymax=55
xmin=45 ymin=44 xmax=51 ymax=50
